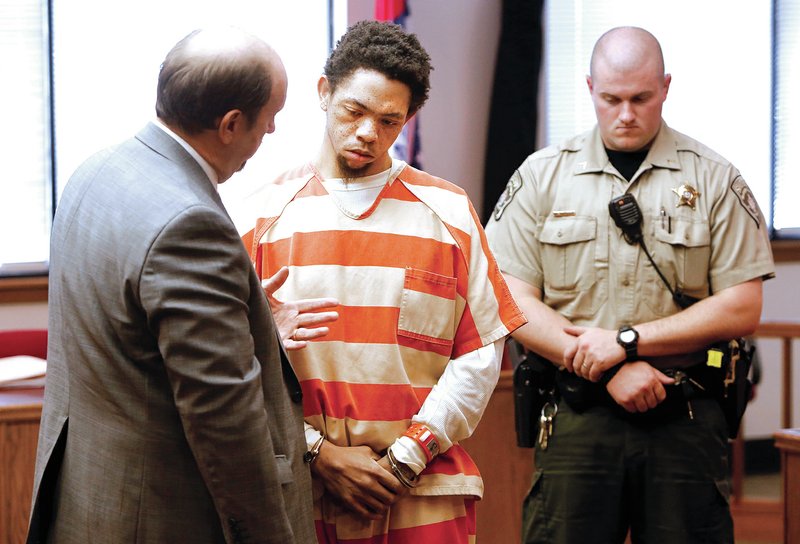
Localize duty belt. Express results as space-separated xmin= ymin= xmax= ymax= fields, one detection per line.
xmin=555 ymin=339 xmax=753 ymax=435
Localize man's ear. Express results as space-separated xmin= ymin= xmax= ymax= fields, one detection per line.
xmin=585 ymin=75 xmax=594 ymax=94
xmin=318 ymin=76 xmax=331 ymax=110
xmin=217 ymin=110 xmax=243 ymax=144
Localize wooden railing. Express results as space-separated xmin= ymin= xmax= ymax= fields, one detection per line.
xmin=754 ymin=322 xmax=799 ymax=429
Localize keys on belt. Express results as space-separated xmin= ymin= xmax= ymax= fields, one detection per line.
xmin=537 ymin=402 xmax=557 ymax=450
xmin=669 ymin=369 xmax=705 ymax=420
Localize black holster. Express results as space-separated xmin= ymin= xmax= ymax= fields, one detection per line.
xmin=687 ymin=339 xmax=756 ymax=438
xmin=714 ymin=339 xmax=755 ymax=439
xmin=513 ymin=351 xmax=556 ymax=448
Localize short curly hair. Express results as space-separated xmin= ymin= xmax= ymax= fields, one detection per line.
xmin=324 ymin=20 xmax=432 ymax=116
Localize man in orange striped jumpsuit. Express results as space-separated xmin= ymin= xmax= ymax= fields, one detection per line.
xmin=243 ymin=20 xmax=526 ymax=544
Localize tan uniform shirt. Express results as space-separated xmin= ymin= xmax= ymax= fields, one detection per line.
xmin=485 ymin=122 xmax=775 ymax=334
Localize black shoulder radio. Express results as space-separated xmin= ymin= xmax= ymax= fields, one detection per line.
xmin=608 ymin=193 xmax=698 ymax=309
xmin=609 ymin=193 xmax=643 ymax=244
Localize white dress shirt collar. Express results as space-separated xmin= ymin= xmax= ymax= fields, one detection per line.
xmin=153 ymin=119 xmax=219 ymax=188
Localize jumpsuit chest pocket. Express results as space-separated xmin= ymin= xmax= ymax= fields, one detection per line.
xmin=646 ymin=217 xmax=711 ymax=315
xmin=397 ymin=268 xmax=457 ymax=347
xmin=538 ymin=216 xmax=604 ymax=320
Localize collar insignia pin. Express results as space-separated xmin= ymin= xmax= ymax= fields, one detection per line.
xmin=672 ymin=183 xmax=701 ymax=209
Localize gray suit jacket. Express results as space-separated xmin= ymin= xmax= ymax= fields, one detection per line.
xmin=27 ymin=123 xmax=315 ymax=543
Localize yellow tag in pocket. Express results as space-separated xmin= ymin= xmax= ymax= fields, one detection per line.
xmin=706 ymin=349 xmax=723 ymax=368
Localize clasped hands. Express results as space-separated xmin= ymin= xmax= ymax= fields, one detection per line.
xmin=311 ymin=441 xmax=409 ymax=520
xmin=563 ymin=326 xmax=674 ymax=413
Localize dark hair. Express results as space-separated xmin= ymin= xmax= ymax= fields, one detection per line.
xmin=156 ymin=29 xmax=272 ymax=134
xmin=324 ymin=20 xmax=432 ymax=116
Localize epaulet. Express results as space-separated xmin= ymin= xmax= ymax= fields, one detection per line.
xmin=669 ymin=126 xmax=731 ymax=166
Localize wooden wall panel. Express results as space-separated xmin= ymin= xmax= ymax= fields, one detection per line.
xmin=0 ymin=391 xmax=42 ymax=544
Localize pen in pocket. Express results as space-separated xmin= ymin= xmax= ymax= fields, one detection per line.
xmin=659 ymin=207 xmax=672 ymax=233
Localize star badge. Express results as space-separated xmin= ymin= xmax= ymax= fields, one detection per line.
xmin=672 ymin=183 xmax=701 ymax=209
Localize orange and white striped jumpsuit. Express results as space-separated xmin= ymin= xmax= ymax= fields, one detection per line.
xmin=244 ymin=161 xmax=525 ymax=543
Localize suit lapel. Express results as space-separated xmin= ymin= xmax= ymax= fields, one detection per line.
xmin=277 ymin=339 xmax=303 ymax=403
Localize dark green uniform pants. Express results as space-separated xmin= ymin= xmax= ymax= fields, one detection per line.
xmin=522 ymin=398 xmax=733 ymax=543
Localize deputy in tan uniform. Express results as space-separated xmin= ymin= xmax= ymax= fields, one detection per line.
xmin=485 ymin=26 xmax=775 ymax=543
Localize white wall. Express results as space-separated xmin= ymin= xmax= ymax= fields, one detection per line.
xmin=403 ymin=0 xmax=501 ymax=204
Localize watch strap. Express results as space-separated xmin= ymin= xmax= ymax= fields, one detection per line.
xmin=599 ymin=363 xmax=623 ymax=386
xmin=622 ymin=342 xmax=637 ymax=362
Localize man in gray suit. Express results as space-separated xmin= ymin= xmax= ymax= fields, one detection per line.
xmin=27 ymin=28 xmax=316 ymax=543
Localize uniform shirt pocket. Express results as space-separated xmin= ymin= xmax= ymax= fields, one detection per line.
xmin=397 ymin=268 xmax=457 ymax=347
xmin=538 ymin=216 xmax=598 ymax=291
xmin=538 ymin=217 xmax=604 ymax=320
xmin=646 ymin=217 xmax=711 ymax=315
xmin=652 ymin=217 xmax=711 ymax=291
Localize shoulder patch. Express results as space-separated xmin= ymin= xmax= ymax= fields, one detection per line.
xmin=493 ymin=174 xmax=523 ymax=221
xmin=730 ymin=177 xmax=761 ymax=228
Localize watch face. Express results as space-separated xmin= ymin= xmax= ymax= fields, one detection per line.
xmin=619 ymin=329 xmax=637 ymax=344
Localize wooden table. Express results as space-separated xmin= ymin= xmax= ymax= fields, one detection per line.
xmin=775 ymin=428 xmax=800 ymax=544
xmin=0 ymin=387 xmax=43 ymax=544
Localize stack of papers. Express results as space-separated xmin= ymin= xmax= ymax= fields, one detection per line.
xmin=0 ymin=356 xmax=46 ymax=388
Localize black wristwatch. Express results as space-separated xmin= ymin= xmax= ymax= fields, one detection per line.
xmin=616 ymin=325 xmax=639 ymax=362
